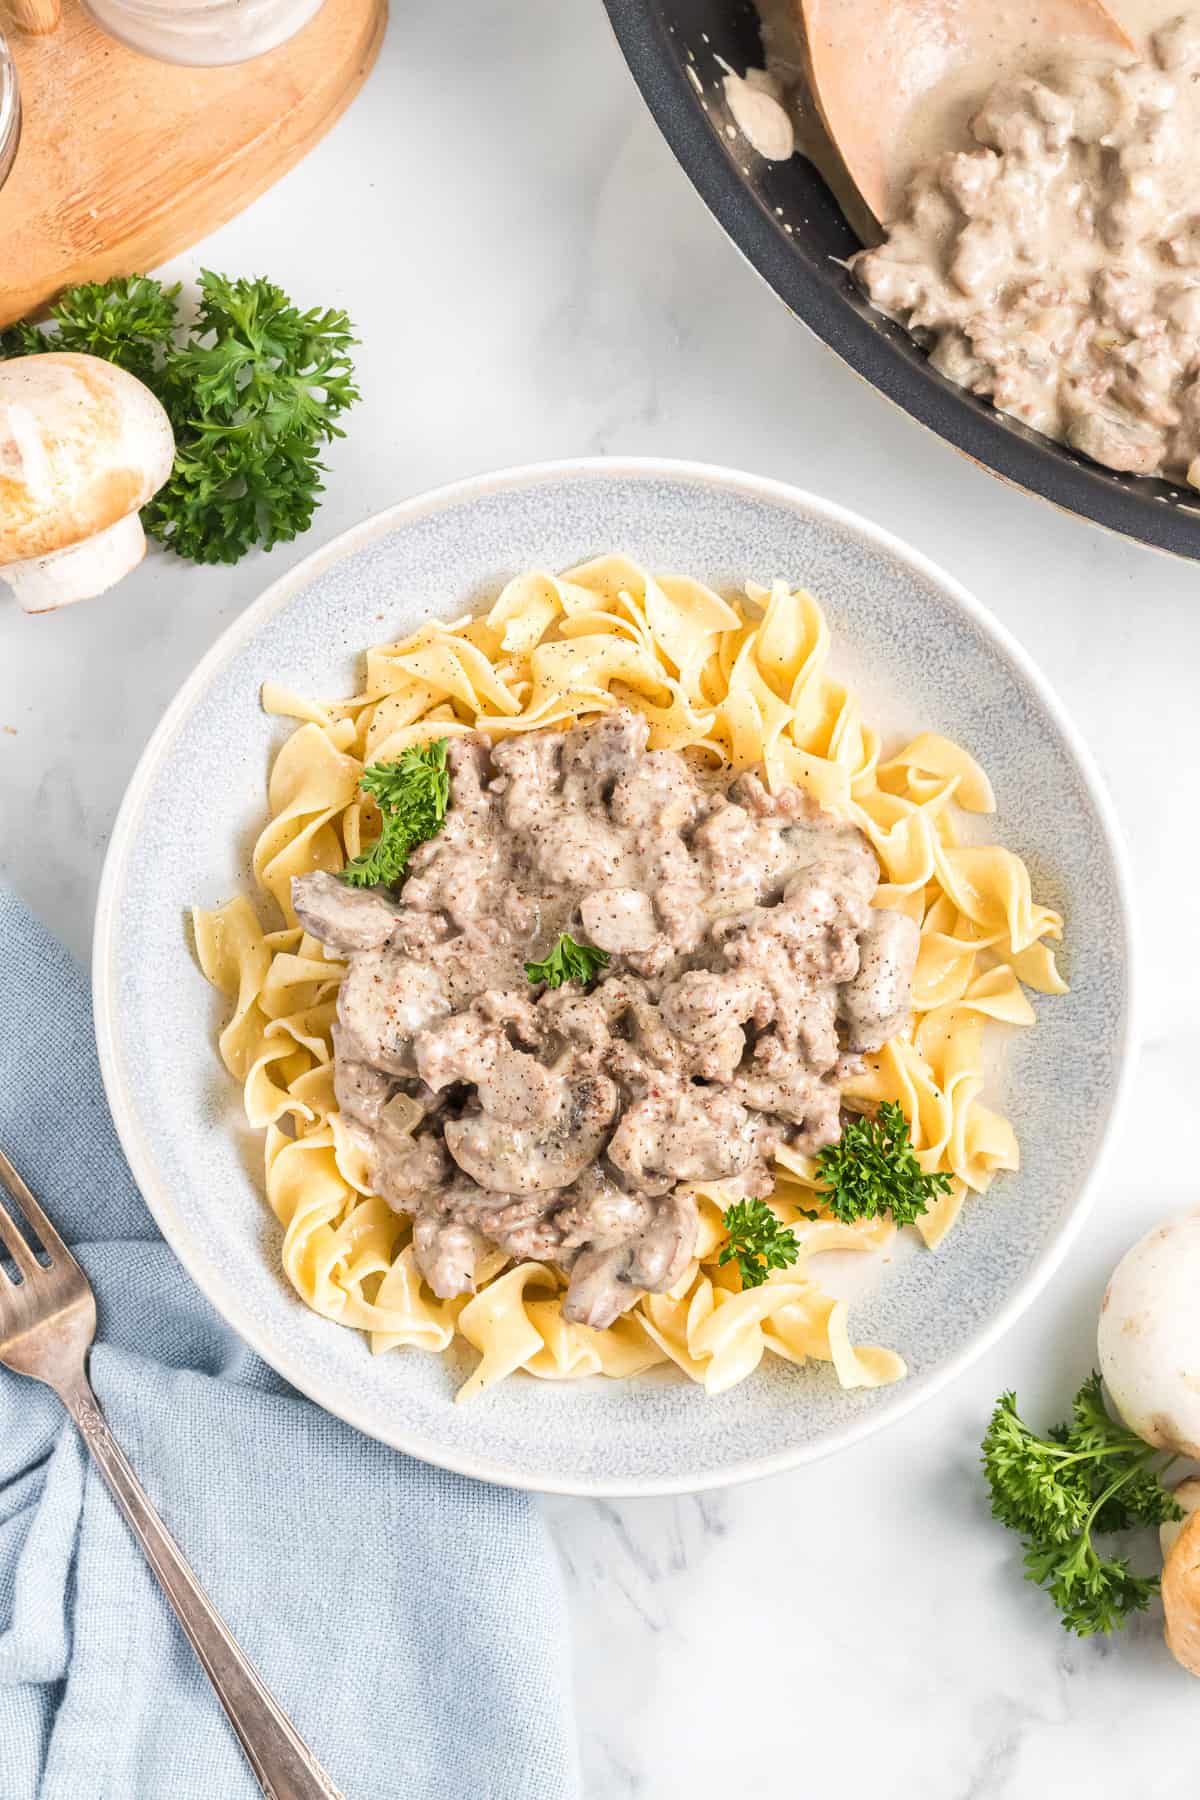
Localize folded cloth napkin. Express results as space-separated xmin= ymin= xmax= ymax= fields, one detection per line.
xmin=0 ymin=885 xmax=579 ymax=1800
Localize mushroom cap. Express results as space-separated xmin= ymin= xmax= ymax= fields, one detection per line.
xmin=0 ymin=351 xmax=174 ymax=564
xmin=1097 ymin=1209 xmax=1200 ymax=1460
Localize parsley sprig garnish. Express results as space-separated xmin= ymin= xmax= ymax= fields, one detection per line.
xmin=718 ymin=1102 xmax=952 ymax=1288
xmin=813 ymin=1100 xmax=952 ymax=1226
xmin=0 ymin=275 xmax=180 ymax=382
xmin=524 ymin=934 xmax=610 ymax=989
xmin=339 ymin=741 xmax=450 ymax=889
xmin=719 ymin=1199 xmax=801 ymax=1289
xmin=1 ymin=271 xmax=359 ymax=563
xmin=982 ymin=1373 xmax=1182 ymax=1637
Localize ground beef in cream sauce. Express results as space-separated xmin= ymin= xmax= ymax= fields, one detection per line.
xmin=292 ymin=710 xmax=918 ymax=1330
xmin=852 ymin=17 xmax=1200 ymax=486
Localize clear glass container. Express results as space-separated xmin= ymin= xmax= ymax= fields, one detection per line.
xmin=80 ymin=0 xmax=327 ymax=67
xmin=0 ymin=30 xmax=20 ymax=195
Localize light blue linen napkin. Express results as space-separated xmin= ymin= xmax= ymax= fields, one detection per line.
xmin=0 ymin=883 xmax=579 ymax=1800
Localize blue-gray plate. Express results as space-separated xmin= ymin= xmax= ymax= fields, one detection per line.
xmin=93 ymin=460 xmax=1134 ymax=1493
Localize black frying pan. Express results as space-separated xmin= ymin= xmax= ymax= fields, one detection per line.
xmin=602 ymin=0 xmax=1200 ymax=560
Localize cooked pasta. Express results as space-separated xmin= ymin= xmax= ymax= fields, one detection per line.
xmin=193 ymin=557 xmax=1064 ymax=1400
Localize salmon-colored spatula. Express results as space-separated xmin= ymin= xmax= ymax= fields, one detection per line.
xmin=793 ymin=0 xmax=1133 ymax=229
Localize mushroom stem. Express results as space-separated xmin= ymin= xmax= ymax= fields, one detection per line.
xmin=1163 ymin=1509 xmax=1200 ymax=1679
xmin=1161 ymin=1476 xmax=1200 ymax=1559
xmin=1 ymin=511 xmax=150 ymax=614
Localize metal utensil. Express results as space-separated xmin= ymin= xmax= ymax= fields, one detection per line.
xmin=0 ymin=1148 xmax=343 ymax=1800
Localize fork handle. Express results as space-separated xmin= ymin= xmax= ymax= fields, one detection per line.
xmin=59 ymin=1373 xmax=343 ymax=1800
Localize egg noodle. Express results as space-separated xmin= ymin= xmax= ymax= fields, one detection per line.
xmin=193 ymin=557 xmax=1065 ymax=1402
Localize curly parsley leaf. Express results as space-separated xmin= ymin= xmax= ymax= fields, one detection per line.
xmin=1022 ymin=1537 xmax=1161 ymax=1638
xmin=0 ymin=318 xmax=47 ymax=359
xmin=814 ymin=1100 xmax=953 ymax=1226
xmin=718 ymin=1199 xmax=800 ymax=1290
xmin=982 ymin=1373 xmax=1182 ymax=1637
xmin=0 ymin=271 xmax=358 ymax=564
xmin=144 ymin=273 xmax=359 ymax=563
xmin=524 ymin=935 xmax=610 ymax=990
xmin=46 ymin=276 xmax=181 ymax=383
xmin=339 ymin=741 xmax=450 ymax=890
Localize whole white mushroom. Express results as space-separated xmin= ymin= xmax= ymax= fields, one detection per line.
xmin=0 ymin=351 xmax=174 ymax=613
xmin=1098 ymin=1209 xmax=1200 ymax=1461
xmin=1098 ymin=1218 xmax=1200 ymax=1678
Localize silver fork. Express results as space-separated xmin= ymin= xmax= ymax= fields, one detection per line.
xmin=0 ymin=1149 xmax=343 ymax=1800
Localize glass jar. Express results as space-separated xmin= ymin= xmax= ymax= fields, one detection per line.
xmin=80 ymin=0 xmax=327 ymax=66
xmin=0 ymin=30 xmax=19 ymax=195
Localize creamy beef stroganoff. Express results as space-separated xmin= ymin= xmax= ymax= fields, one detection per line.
xmin=853 ymin=16 xmax=1200 ymax=484
xmin=291 ymin=714 xmax=918 ymax=1329
xmin=753 ymin=3 xmax=1200 ymax=487
xmin=194 ymin=558 xmax=1064 ymax=1401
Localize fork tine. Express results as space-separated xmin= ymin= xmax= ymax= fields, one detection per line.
xmin=0 ymin=1149 xmax=75 ymax=1271
xmin=0 ymin=1183 xmax=42 ymax=1281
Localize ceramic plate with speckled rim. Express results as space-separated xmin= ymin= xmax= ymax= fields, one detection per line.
xmin=93 ymin=460 xmax=1135 ymax=1495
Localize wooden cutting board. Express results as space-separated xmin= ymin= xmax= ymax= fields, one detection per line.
xmin=0 ymin=0 xmax=386 ymax=326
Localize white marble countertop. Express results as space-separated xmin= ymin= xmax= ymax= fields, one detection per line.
xmin=3 ymin=2 xmax=1199 ymax=1793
